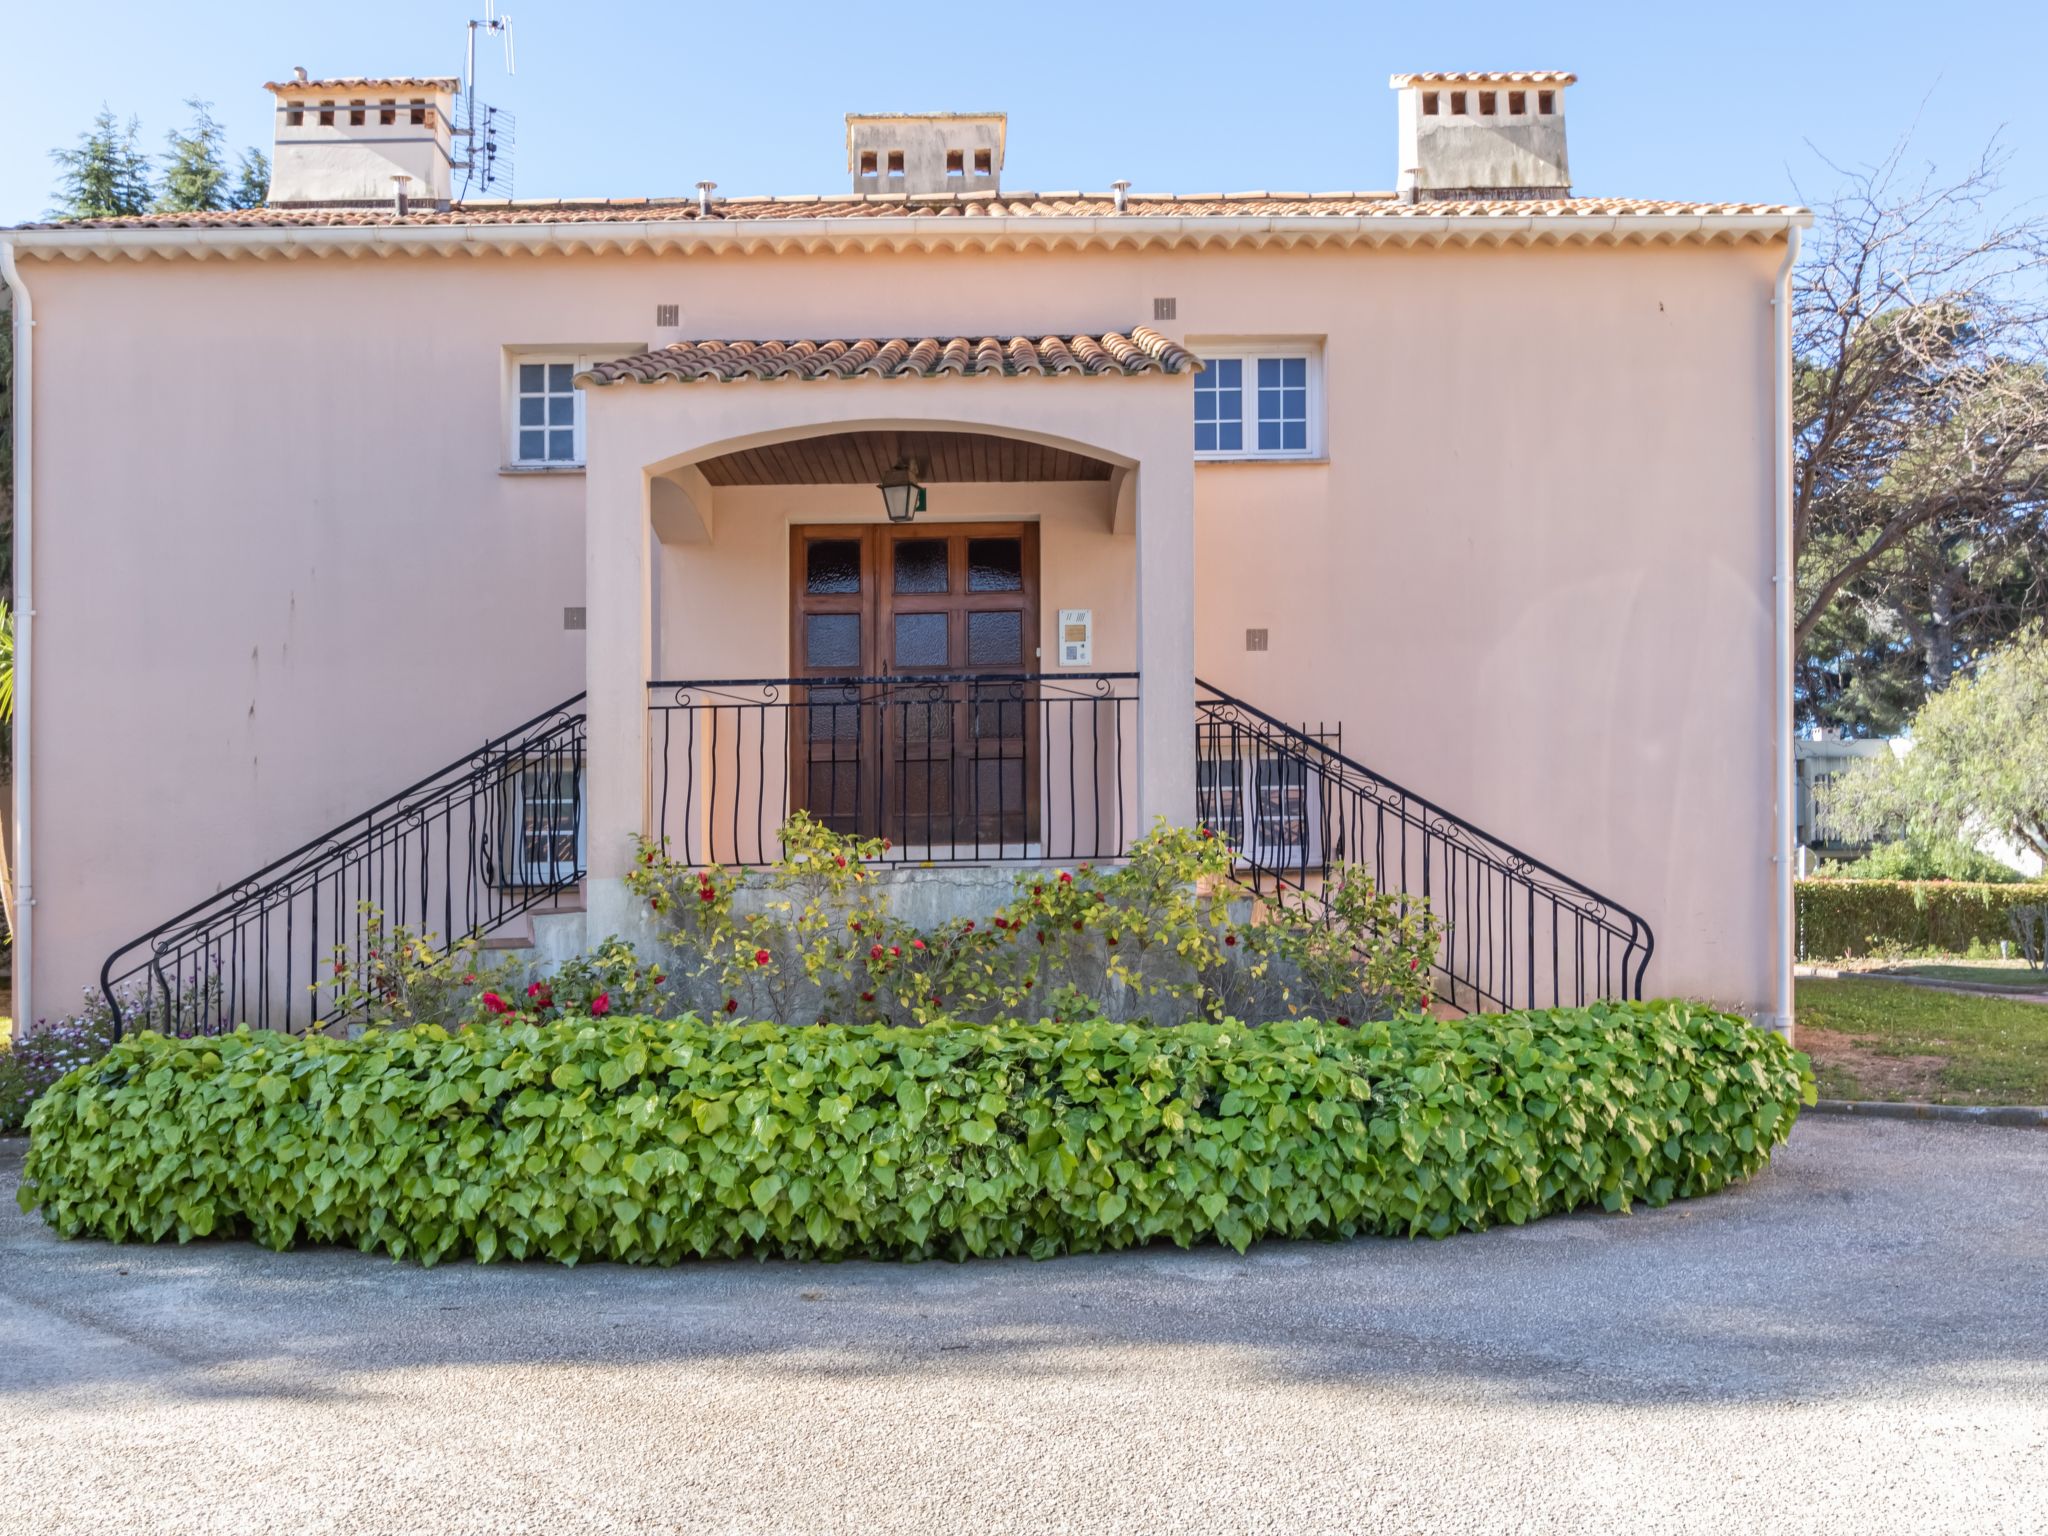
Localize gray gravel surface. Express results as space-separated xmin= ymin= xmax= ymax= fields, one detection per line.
xmin=3 ymin=1116 xmax=2045 ymax=1535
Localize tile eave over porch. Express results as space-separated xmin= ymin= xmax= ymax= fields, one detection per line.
xmin=575 ymin=362 xmax=1198 ymax=934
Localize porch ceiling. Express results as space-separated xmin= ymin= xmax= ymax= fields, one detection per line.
xmin=696 ymin=429 xmax=1114 ymax=486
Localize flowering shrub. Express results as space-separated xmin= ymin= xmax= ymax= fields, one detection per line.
xmin=321 ymin=908 xmax=677 ymax=1031
xmin=0 ymin=976 xmax=215 ymax=1132
xmin=627 ymin=815 xmax=1441 ymax=1026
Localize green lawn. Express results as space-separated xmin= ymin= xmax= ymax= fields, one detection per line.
xmin=1796 ymin=978 xmax=2048 ymax=1105
xmin=1889 ymin=959 xmax=2048 ymax=993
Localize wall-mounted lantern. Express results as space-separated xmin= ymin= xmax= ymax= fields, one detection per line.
xmin=878 ymin=460 xmax=927 ymax=523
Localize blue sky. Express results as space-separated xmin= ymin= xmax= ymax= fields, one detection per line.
xmin=3 ymin=1 xmax=2044 ymax=223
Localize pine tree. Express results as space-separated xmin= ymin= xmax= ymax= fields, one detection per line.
xmin=228 ymin=147 xmax=271 ymax=210
xmin=48 ymin=107 xmax=154 ymax=219
xmin=157 ymin=99 xmax=230 ymax=213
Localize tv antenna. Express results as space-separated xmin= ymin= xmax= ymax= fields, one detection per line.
xmin=456 ymin=2 xmax=517 ymax=198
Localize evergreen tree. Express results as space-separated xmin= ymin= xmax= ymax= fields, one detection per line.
xmin=157 ymin=99 xmax=230 ymax=212
xmin=228 ymin=147 xmax=271 ymax=210
xmin=48 ymin=107 xmax=154 ymax=219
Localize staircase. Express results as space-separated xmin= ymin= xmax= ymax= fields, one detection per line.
xmin=99 ymin=696 xmax=587 ymax=1037
xmin=98 ymin=684 xmax=1651 ymax=1037
xmin=1196 ymin=682 xmax=1652 ymax=1013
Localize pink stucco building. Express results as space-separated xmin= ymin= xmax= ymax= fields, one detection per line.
xmin=0 ymin=70 xmax=1809 ymax=1034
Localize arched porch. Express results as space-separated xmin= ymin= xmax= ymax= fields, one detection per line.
xmin=576 ymin=364 xmax=1197 ymax=931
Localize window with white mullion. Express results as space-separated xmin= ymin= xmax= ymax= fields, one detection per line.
xmin=1193 ymin=345 xmax=1319 ymax=459
xmin=515 ymin=360 xmax=582 ymax=465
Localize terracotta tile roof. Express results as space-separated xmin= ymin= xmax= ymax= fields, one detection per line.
xmin=263 ymin=76 xmax=460 ymax=93
xmin=577 ymin=329 xmax=1201 ymax=386
xmin=13 ymin=191 xmax=1801 ymax=232
xmin=1388 ymin=71 xmax=1577 ymax=86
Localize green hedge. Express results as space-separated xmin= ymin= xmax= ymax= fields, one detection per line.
xmin=18 ymin=1005 xmax=1812 ymax=1263
xmin=1797 ymin=879 xmax=2048 ymax=959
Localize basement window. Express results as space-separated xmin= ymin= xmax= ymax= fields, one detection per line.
xmin=510 ymin=357 xmax=586 ymax=466
xmin=1192 ymin=343 xmax=1322 ymax=460
xmin=1537 ymin=90 xmax=1555 ymax=114
xmin=1421 ymin=91 xmax=1440 ymax=115
xmin=1448 ymin=91 xmax=1467 ymax=115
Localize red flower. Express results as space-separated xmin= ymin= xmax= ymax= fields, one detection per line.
xmin=929 ymin=994 xmax=941 ymax=1007
xmin=993 ymin=917 xmax=1008 ymax=930
xmin=1058 ymin=871 xmax=1073 ymax=885
xmin=481 ymin=992 xmax=512 ymax=1015
xmin=1023 ymin=979 xmax=1034 ymax=991
xmin=1410 ymin=958 xmax=1420 ymax=972
xmin=461 ymin=973 xmax=477 ymax=985
xmin=861 ymin=992 xmax=875 ymax=1003
xmin=889 ymin=945 xmax=902 ymax=958
xmin=1337 ymin=1016 xmax=1351 ymax=1027
xmin=651 ymin=972 xmax=666 ymax=985
xmin=834 ymin=855 xmax=847 ymax=869
xmin=851 ymin=920 xmax=862 ymax=933
xmin=870 ymin=945 xmax=884 ymax=960
xmin=332 ymin=962 xmax=345 ymax=977
xmin=1224 ymin=933 xmax=1237 ymax=947
xmin=1036 ymin=931 xmax=1046 ymax=944
xmin=911 ymin=939 xmax=926 ymax=951
xmin=649 ymin=898 xmax=663 ymax=911
xmin=964 ymin=921 xmax=975 ymax=933
xmin=1201 ymin=828 xmax=1215 ymax=840
xmin=1073 ymin=920 xmax=1083 ymax=932
xmin=725 ymin=997 xmax=738 ymax=1013
xmin=754 ymin=949 xmax=772 ymax=967
xmin=699 ymin=887 xmax=717 ymax=903
xmin=1033 ymin=884 xmax=1044 ymax=896
xmin=696 ymin=871 xmax=710 ymax=886
xmin=1107 ymin=936 xmax=1118 ymax=947
xmin=526 ymin=981 xmax=549 ymax=999
xmin=591 ymin=992 xmax=612 ymax=1017
xmin=642 ymin=849 xmax=656 ymax=865
xmin=882 ymin=838 xmax=892 ymax=851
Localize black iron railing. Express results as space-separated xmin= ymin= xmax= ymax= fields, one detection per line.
xmin=1196 ymin=681 xmax=1652 ymax=1011
xmin=99 ymin=696 xmax=587 ymax=1037
xmin=647 ymin=673 xmax=1139 ymax=866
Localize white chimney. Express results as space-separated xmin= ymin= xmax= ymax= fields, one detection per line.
xmin=1389 ymin=73 xmax=1573 ymax=201
xmin=846 ymin=113 xmax=1005 ymax=195
xmin=263 ymin=73 xmax=460 ymax=208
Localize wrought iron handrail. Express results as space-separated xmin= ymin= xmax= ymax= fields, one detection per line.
xmin=1196 ymin=680 xmax=1653 ymax=1011
xmin=99 ymin=694 xmax=587 ymax=1037
xmin=648 ymin=672 xmax=1139 ymax=867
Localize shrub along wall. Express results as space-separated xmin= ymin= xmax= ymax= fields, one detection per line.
xmin=1797 ymin=879 xmax=2048 ymax=959
xmin=19 ymin=1005 xmax=1812 ymax=1264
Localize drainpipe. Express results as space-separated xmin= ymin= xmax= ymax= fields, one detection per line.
xmin=0 ymin=239 xmax=33 ymax=1033
xmin=1770 ymin=225 xmax=1803 ymax=1040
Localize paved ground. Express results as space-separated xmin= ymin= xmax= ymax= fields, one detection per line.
xmin=3 ymin=1118 xmax=2045 ymax=1536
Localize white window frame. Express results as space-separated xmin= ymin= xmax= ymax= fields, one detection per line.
xmin=504 ymin=351 xmax=595 ymax=469
xmin=1190 ymin=341 xmax=1324 ymax=461
xmin=502 ymin=761 xmax=586 ymax=888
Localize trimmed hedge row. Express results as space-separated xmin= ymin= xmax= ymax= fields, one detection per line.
xmin=1797 ymin=879 xmax=2048 ymax=959
xmin=18 ymin=1005 xmax=1813 ymax=1264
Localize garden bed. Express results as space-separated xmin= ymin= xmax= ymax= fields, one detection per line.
xmin=16 ymin=1002 xmax=1812 ymax=1264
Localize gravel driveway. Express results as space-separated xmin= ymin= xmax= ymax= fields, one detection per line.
xmin=3 ymin=1116 xmax=2044 ymax=1535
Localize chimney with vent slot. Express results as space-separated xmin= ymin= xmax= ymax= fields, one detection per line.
xmin=1390 ymin=73 xmax=1572 ymax=201
xmin=846 ymin=113 xmax=1005 ymax=195
xmin=262 ymin=70 xmax=458 ymax=207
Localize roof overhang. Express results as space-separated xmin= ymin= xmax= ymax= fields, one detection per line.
xmin=578 ymin=330 xmax=1199 ymax=386
xmin=4 ymin=209 xmax=1811 ymax=265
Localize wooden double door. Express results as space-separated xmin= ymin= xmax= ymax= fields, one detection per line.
xmin=790 ymin=523 xmax=1040 ymax=850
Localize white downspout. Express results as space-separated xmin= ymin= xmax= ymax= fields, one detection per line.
xmin=1770 ymin=225 xmax=1803 ymax=1040
xmin=0 ymin=240 xmax=31 ymax=1034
